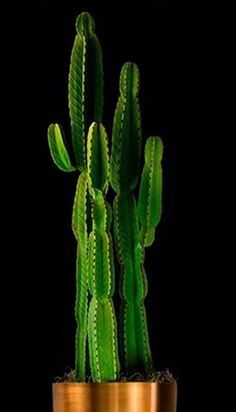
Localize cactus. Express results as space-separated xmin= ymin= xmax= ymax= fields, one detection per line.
xmin=48 ymin=12 xmax=118 ymax=382
xmin=87 ymin=122 xmax=119 ymax=381
xmin=47 ymin=12 xmax=163 ymax=382
xmin=69 ymin=12 xmax=103 ymax=171
xmin=111 ymin=63 xmax=163 ymax=376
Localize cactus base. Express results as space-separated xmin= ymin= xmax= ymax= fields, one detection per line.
xmin=52 ymin=381 xmax=177 ymax=412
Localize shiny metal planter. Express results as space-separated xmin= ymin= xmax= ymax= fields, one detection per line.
xmin=53 ymin=381 xmax=177 ymax=412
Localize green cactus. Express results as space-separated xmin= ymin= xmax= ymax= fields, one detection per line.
xmin=87 ymin=122 xmax=119 ymax=381
xmin=72 ymin=171 xmax=90 ymax=380
xmin=48 ymin=12 xmax=119 ymax=382
xmin=47 ymin=12 xmax=163 ymax=383
xmin=110 ymin=63 xmax=142 ymax=193
xmin=138 ymin=137 xmax=163 ymax=247
xmin=111 ymin=63 xmax=163 ymax=376
xmin=69 ymin=12 xmax=103 ymax=171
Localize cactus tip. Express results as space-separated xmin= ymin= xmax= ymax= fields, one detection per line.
xmin=119 ymin=62 xmax=140 ymax=97
xmin=76 ymin=11 xmax=95 ymax=33
xmin=145 ymin=136 xmax=163 ymax=163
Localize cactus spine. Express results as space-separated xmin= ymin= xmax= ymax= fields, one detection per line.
xmin=48 ymin=12 xmax=163 ymax=382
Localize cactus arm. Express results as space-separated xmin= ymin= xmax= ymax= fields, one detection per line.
xmin=111 ymin=63 xmax=158 ymax=376
xmin=72 ymin=171 xmax=89 ymax=239
xmin=69 ymin=12 xmax=103 ymax=171
xmin=47 ymin=124 xmax=75 ymax=172
xmin=110 ymin=63 xmax=142 ymax=193
xmin=87 ymin=33 xmax=103 ymax=122
xmin=87 ymin=122 xmax=109 ymax=194
xmin=88 ymin=297 xmax=119 ymax=382
xmin=72 ymin=171 xmax=89 ymax=380
xmin=87 ymin=297 xmax=101 ymax=381
xmin=119 ymin=61 xmax=140 ymax=98
xmin=113 ymin=193 xmax=152 ymax=374
xmin=120 ymin=301 xmax=152 ymax=374
xmin=110 ymin=96 xmax=126 ymax=193
xmin=74 ymin=243 xmax=88 ymax=381
xmin=87 ymin=122 xmax=119 ymax=382
xmin=113 ymin=194 xmax=145 ymax=303
xmin=76 ymin=12 xmax=103 ymax=122
xmin=88 ymin=230 xmax=114 ymax=300
xmin=138 ymin=136 xmax=163 ymax=247
xmin=88 ymin=228 xmax=119 ymax=381
xmin=68 ymin=31 xmax=86 ymax=170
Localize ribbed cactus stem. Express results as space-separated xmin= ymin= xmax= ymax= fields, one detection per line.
xmin=110 ymin=62 xmax=142 ymax=193
xmin=69 ymin=12 xmax=103 ymax=171
xmin=47 ymin=124 xmax=75 ymax=172
xmin=72 ymin=171 xmax=90 ymax=380
xmin=87 ymin=123 xmax=119 ymax=382
xmin=111 ymin=62 xmax=161 ymax=376
xmin=113 ymin=192 xmax=152 ymax=375
xmin=138 ymin=137 xmax=163 ymax=247
xmin=48 ymin=12 xmax=106 ymax=381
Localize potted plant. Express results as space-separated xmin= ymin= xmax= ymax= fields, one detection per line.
xmin=48 ymin=11 xmax=177 ymax=412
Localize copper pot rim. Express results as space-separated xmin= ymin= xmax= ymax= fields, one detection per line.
xmin=53 ymin=379 xmax=177 ymax=412
xmin=53 ymin=380 xmax=176 ymax=387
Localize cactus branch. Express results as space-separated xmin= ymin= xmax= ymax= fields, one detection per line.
xmin=47 ymin=124 xmax=75 ymax=172
xmin=113 ymin=193 xmax=152 ymax=374
xmin=72 ymin=171 xmax=90 ymax=380
xmin=120 ymin=301 xmax=152 ymax=375
xmin=87 ymin=122 xmax=119 ymax=382
xmin=111 ymin=63 xmax=161 ymax=377
xmin=88 ymin=297 xmax=119 ymax=382
xmin=110 ymin=63 xmax=142 ymax=193
xmin=87 ymin=122 xmax=109 ymax=194
xmin=69 ymin=12 xmax=103 ymax=170
xmin=138 ymin=136 xmax=163 ymax=247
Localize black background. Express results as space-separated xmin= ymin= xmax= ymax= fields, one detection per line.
xmin=9 ymin=1 xmax=224 ymax=411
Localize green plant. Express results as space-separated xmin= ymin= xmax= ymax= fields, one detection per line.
xmin=48 ymin=11 xmax=163 ymax=383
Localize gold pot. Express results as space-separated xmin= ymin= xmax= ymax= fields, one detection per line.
xmin=53 ymin=381 xmax=177 ymax=412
